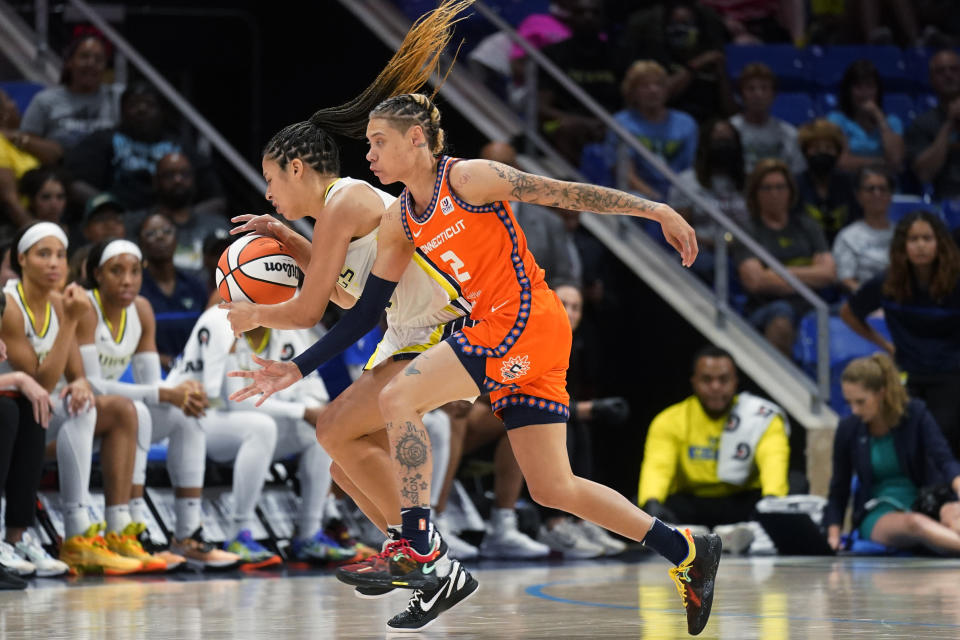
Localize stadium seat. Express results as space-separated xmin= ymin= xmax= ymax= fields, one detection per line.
xmin=882 ymin=93 xmax=917 ymax=125
xmin=940 ymin=199 xmax=960 ymax=230
xmin=793 ymin=313 xmax=892 ymax=417
xmin=770 ymin=92 xmax=817 ymax=126
xmin=0 ymin=81 xmax=45 ymax=115
xmin=809 ymin=46 xmax=909 ymax=92
xmin=579 ymin=142 xmax=613 ymax=187
xmin=888 ymin=195 xmax=941 ymax=224
xmin=725 ymin=44 xmax=812 ymax=91
xmin=904 ymin=47 xmax=935 ymax=91
xmin=816 ymin=92 xmax=838 ymax=116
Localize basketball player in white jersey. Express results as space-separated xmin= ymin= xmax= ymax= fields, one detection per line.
xmin=165 ymin=304 xmax=354 ymax=566
xmin=0 ymin=222 xmax=144 ymax=575
xmin=77 ymin=238 xmax=240 ymax=571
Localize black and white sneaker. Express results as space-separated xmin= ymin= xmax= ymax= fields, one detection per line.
xmin=386 ymin=560 xmax=478 ymax=633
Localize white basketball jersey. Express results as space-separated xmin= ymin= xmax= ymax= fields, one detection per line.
xmin=331 ymin=177 xmax=470 ymax=328
xmin=0 ymin=280 xmax=62 ymax=389
xmin=226 ymin=326 xmax=328 ymax=406
xmin=88 ymin=289 xmax=142 ymax=381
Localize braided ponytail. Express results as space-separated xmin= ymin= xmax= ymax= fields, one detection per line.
xmin=841 ymin=353 xmax=908 ymax=426
xmin=306 ymin=0 xmax=472 ymax=140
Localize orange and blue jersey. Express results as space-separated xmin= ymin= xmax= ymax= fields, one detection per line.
xmin=400 ymin=156 xmax=571 ymax=428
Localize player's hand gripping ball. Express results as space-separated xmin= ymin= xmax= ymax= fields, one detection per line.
xmin=216 ymin=234 xmax=302 ymax=304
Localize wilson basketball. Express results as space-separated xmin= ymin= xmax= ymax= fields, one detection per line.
xmin=216 ymin=235 xmax=302 ymax=304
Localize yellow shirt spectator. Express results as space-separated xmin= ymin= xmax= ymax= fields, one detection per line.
xmin=0 ymin=134 xmax=40 ymax=179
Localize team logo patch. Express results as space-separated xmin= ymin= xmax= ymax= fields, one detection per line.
xmin=280 ymin=344 xmax=295 ymax=361
xmin=500 ymin=355 xmax=530 ymax=381
xmin=198 ymin=328 xmax=210 ymax=345
xmin=440 ymin=196 xmax=455 ymax=215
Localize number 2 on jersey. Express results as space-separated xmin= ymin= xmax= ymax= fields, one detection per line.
xmin=440 ymin=250 xmax=471 ymax=283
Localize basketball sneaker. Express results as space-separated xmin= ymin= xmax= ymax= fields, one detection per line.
xmin=712 ymin=523 xmax=754 ymax=555
xmin=59 ymin=524 xmax=143 ymax=575
xmin=170 ymin=528 xmax=241 ymax=571
xmin=354 ymin=528 xmax=401 ymax=600
xmin=14 ymin=531 xmax=68 ymax=577
xmin=479 ymin=509 xmax=549 ymax=559
xmin=0 ymin=540 xmax=36 ymax=577
xmin=325 ymin=519 xmax=379 ymax=561
xmin=668 ymin=528 xmax=722 ymax=636
xmin=224 ymin=530 xmax=282 ymax=569
xmin=105 ymin=523 xmax=167 ymax=572
xmin=385 ymin=560 xmax=479 ymax=633
xmin=0 ymin=564 xmax=27 ymax=590
xmin=338 ymin=532 xmax=447 ymax=591
xmin=538 ymin=519 xmax=605 ymax=558
xmin=573 ymin=520 xmax=628 ymax=556
xmin=291 ymin=530 xmax=355 ymax=563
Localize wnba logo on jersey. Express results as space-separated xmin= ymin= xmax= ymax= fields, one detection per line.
xmin=500 ymin=354 xmax=530 ymax=381
xmin=440 ymin=196 xmax=455 ymax=215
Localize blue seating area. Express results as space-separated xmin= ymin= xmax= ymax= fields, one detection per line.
xmin=0 ymin=81 xmax=44 ymax=114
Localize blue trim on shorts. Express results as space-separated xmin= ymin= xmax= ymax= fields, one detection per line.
xmin=391 ymin=353 xmax=419 ymax=362
xmin=445 ymin=334 xmax=486 ymax=388
xmin=498 ymin=396 xmax=569 ymax=430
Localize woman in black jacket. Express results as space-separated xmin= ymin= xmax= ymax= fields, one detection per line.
xmin=826 ymin=353 xmax=960 ymax=553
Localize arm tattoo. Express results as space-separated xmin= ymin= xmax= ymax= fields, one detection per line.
xmin=485 ymin=161 xmax=661 ymax=217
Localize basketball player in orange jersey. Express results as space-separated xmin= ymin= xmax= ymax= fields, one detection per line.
xmin=229 ymin=2 xmax=719 ymax=636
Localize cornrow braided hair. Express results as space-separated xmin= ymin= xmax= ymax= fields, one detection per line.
xmin=263 ymin=121 xmax=341 ymax=175
xmin=371 ymin=92 xmax=446 ymax=156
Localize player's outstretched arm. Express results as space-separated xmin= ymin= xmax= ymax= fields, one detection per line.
xmin=448 ymin=159 xmax=698 ymax=267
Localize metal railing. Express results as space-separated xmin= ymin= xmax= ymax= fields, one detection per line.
xmin=24 ymin=0 xmax=312 ymax=236
xmin=472 ymin=1 xmax=830 ymax=409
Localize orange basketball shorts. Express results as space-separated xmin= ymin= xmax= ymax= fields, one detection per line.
xmin=446 ymin=287 xmax=571 ymax=429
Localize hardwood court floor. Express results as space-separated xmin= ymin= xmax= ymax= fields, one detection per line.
xmin=3 ymin=554 xmax=960 ymax=639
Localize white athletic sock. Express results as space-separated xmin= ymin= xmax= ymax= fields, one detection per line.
xmin=174 ymin=497 xmax=202 ymax=540
xmin=64 ymin=505 xmax=92 ymax=538
xmin=129 ymin=496 xmax=150 ymax=524
xmin=56 ymin=407 xmax=97 ymax=529
xmin=132 ymin=401 xmax=152 ymax=486
xmin=297 ymin=443 xmax=331 ymax=539
xmin=231 ymin=517 xmax=259 ymax=539
xmin=323 ymin=494 xmax=341 ymax=522
xmin=105 ymin=504 xmax=132 ymax=534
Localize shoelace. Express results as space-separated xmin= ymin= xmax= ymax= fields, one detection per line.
xmin=403 ymin=588 xmax=427 ymax=614
xmin=668 ymin=566 xmax=690 ymax=606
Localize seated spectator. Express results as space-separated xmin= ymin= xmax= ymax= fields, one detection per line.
xmin=137 ymin=213 xmax=208 ymax=371
xmin=729 ymin=63 xmax=805 ymax=175
xmin=827 ymin=60 xmax=904 ymax=173
xmin=124 ymin=152 xmax=229 ymax=275
xmin=538 ymin=0 xmax=624 ymax=164
xmin=202 ymin=233 xmax=233 ymax=304
xmin=832 ymin=165 xmax=895 ymax=293
xmin=80 ymin=193 xmax=126 ymax=246
xmin=0 ymin=241 xmax=15 ymax=285
xmin=851 ymin=0 xmax=920 ymax=46
xmin=20 ymin=35 xmax=121 ymax=158
xmin=605 ymin=60 xmax=698 ymax=200
xmin=639 ymin=345 xmax=789 ymax=552
xmin=795 ymin=119 xmax=859 ymax=244
xmin=0 ymin=89 xmax=41 ymax=229
xmin=840 ymin=211 xmax=960 ymax=455
xmin=480 ymin=141 xmax=581 ymax=286
xmin=17 ymin=168 xmax=68 ymax=227
xmin=907 ymin=49 xmax=960 ymax=201
xmin=669 ymin=119 xmax=749 ymax=282
xmin=636 ymin=1 xmax=736 ymax=123
xmin=65 ymin=83 xmax=223 ymax=211
xmin=0 ymin=87 xmax=60 ymax=168
xmin=826 ymin=354 xmax=960 ymax=554
xmin=736 ymin=159 xmax=837 ymax=356
xmin=700 ymin=0 xmax=803 ymax=44
xmin=504 ymin=0 xmax=574 ymax=106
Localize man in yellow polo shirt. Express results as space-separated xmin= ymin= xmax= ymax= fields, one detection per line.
xmin=638 ymin=346 xmax=790 ymax=551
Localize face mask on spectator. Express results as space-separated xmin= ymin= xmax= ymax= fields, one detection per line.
xmin=807 ymin=152 xmax=838 ymax=176
xmin=666 ymin=24 xmax=698 ymax=51
xmin=707 ymin=140 xmax=738 ymax=166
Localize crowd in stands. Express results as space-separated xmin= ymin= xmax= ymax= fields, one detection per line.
xmin=4 ymin=2 xmax=960 ymax=589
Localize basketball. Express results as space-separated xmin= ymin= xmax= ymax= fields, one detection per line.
xmin=216 ymin=234 xmax=302 ymax=304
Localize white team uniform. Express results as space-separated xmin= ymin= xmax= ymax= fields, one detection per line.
xmin=329 ymin=177 xmax=473 ymax=368
xmin=82 ymin=289 xmax=205 ymax=488
xmin=165 ymin=307 xmax=330 ymax=533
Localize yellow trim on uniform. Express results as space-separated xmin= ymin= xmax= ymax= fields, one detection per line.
xmin=93 ymin=288 xmax=126 ymax=344
xmin=363 ymin=323 xmax=446 ymax=371
xmin=323 ymin=177 xmax=342 ymax=201
xmin=244 ymin=328 xmax=271 ymax=354
xmin=411 ymin=252 xmax=459 ymax=301
xmin=16 ymin=281 xmax=51 ymax=338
